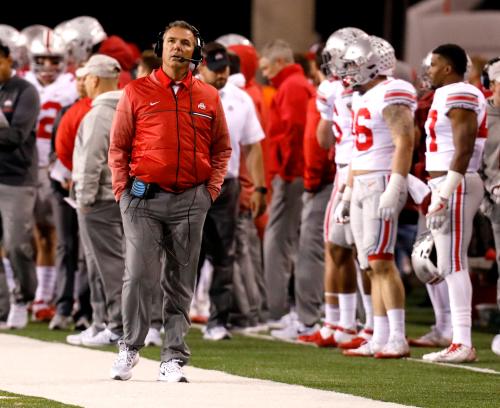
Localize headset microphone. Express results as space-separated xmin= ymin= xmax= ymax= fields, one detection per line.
xmin=172 ymin=55 xmax=202 ymax=64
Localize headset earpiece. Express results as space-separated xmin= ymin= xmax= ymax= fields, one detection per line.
xmin=154 ymin=31 xmax=164 ymax=58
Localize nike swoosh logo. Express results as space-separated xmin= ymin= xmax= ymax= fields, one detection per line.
xmin=150 ymin=101 xmax=160 ymax=106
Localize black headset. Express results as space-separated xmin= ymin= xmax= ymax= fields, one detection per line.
xmin=154 ymin=24 xmax=204 ymax=67
xmin=481 ymin=56 xmax=500 ymax=89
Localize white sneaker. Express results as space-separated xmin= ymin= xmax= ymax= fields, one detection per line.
xmin=66 ymin=325 xmax=102 ymax=346
xmin=423 ymin=343 xmax=477 ymax=363
xmin=110 ymin=341 xmax=139 ymax=381
xmin=145 ymin=327 xmax=162 ymax=347
xmin=343 ymin=339 xmax=385 ymax=357
xmin=203 ymin=325 xmax=232 ymax=341
xmin=334 ymin=325 xmax=357 ymax=345
xmin=267 ymin=311 xmax=298 ymax=330
xmin=271 ymin=320 xmax=319 ymax=341
xmin=242 ymin=323 xmax=269 ymax=333
xmin=409 ymin=326 xmax=451 ymax=348
xmin=374 ymin=338 xmax=410 ymax=359
xmin=492 ymin=334 xmax=500 ymax=356
xmin=49 ymin=314 xmax=73 ymax=330
xmin=158 ymin=359 xmax=188 ymax=383
xmin=82 ymin=328 xmax=120 ymax=347
xmin=6 ymin=303 xmax=28 ymax=329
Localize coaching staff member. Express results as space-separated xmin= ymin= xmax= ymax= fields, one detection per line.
xmin=108 ymin=20 xmax=231 ymax=382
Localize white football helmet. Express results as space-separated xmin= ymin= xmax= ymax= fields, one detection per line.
xmin=215 ymin=33 xmax=252 ymax=47
xmin=370 ymin=36 xmax=396 ymax=76
xmin=420 ymin=52 xmax=433 ymax=90
xmin=322 ymin=27 xmax=367 ymax=78
xmin=55 ymin=16 xmax=107 ymax=64
xmin=340 ymin=35 xmax=379 ymax=87
xmin=20 ymin=25 xmax=66 ymax=83
xmin=411 ymin=232 xmax=443 ymax=285
xmin=0 ymin=25 xmax=21 ymax=62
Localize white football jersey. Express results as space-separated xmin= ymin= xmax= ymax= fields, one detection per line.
xmin=24 ymin=71 xmax=79 ymax=167
xmin=332 ymin=85 xmax=354 ymax=165
xmin=424 ymin=82 xmax=487 ymax=172
xmin=316 ymin=79 xmax=338 ymax=121
xmin=351 ymin=78 xmax=417 ymax=171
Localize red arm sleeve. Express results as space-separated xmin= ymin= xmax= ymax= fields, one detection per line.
xmin=207 ymin=97 xmax=232 ymax=201
xmin=109 ymin=90 xmax=135 ymax=201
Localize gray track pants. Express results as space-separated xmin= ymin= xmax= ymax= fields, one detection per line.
xmin=120 ymin=185 xmax=211 ymax=364
xmin=0 ymin=184 xmax=37 ymax=305
xmin=295 ymin=184 xmax=332 ymax=326
xmin=78 ymin=201 xmax=124 ymax=335
xmin=263 ymin=176 xmax=304 ymax=320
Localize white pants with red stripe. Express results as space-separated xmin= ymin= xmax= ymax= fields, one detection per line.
xmin=350 ymin=173 xmax=407 ymax=270
xmin=428 ymin=173 xmax=483 ymax=276
xmin=324 ymin=165 xmax=354 ymax=248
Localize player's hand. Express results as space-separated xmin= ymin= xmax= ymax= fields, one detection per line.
xmin=491 ymin=185 xmax=500 ymax=204
xmin=378 ymin=188 xmax=399 ymax=220
xmin=334 ymin=199 xmax=350 ymax=224
xmin=250 ymin=191 xmax=267 ymax=218
xmin=426 ymin=196 xmax=448 ymax=230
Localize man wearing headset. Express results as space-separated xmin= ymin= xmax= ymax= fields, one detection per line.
xmin=108 ymin=20 xmax=231 ymax=383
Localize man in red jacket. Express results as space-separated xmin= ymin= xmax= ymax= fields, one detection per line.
xmin=108 ymin=20 xmax=231 ymax=383
xmin=259 ymin=39 xmax=315 ymax=324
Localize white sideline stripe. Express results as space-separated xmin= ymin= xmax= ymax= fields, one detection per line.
xmin=407 ymin=357 xmax=500 ymax=375
xmin=198 ymin=325 xmax=500 ymax=376
xmin=0 ymin=334 xmax=413 ymax=408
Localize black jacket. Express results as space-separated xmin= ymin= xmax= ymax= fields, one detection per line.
xmin=0 ymin=75 xmax=40 ymax=186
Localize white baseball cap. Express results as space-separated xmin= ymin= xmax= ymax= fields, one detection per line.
xmin=76 ymin=54 xmax=121 ymax=78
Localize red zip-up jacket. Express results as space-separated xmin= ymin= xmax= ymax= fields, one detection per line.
xmin=109 ymin=68 xmax=231 ymax=201
xmin=267 ymin=64 xmax=315 ymax=181
xmin=303 ymin=96 xmax=335 ymax=192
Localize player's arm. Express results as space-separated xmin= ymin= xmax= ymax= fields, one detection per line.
xmin=316 ymin=118 xmax=334 ymax=149
xmin=448 ymin=108 xmax=477 ymax=175
xmin=426 ymin=108 xmax=478 ymax=230
xmin=377 ymin=104 xmax=415 ymax=220
xmin=383 ymin=104 xmax=415 ymax=177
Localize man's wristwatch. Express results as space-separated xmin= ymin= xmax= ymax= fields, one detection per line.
xmin=254 ymin=186 xmax=268 ymax=194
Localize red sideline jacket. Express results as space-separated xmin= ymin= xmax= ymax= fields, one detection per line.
xmin=109 ymin=68 xmax=231 ymax=201
xmin=267 ymin=64 xmax=315 ymax=181
xmin=55 ymin=97 xmax=92 ymax=170
xmin=303 ymin=96 xmax=335 ymax=192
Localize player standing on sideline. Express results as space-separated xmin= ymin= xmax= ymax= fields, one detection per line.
xmin=422 ymin=44 xmax=487 ymax=363
xmin=338 ymin=36 xmax=417 ymax=359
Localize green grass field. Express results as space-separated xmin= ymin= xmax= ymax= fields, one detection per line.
xmin=3 ymin=298 xmax=499 ymax=408
xmin=0 ymin=390 xmax=80 ymax=407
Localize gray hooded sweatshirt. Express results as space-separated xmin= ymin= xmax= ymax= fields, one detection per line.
xmin=482 ymin=98 xmax=500 ymax=195
xmin=72 ymin=90 xmax=123 ymax=207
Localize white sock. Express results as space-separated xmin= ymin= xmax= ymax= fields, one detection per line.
xmin=426 ymin=280 xmax=452 ymax=337
xmin=386 ymin=308 xmax=406 ymax=341
xmin=324 ymin=303 xmax=339 ymax=326
xmin=35 ymin=266 xmax=57 ymax=303
xmin=338 ymin=293 xmax=357 ymax=329
xmin=2 ymin=257 xmax=15 ymax=292
xmin=372 ymin=315 xmax=389 ymax=345
xmin=356 ymin=266 xmax=373 ymax=329
xmin=445 ymin=269 xmax=472 ymax=347
xmin=362 ymin=295 xmax=373 ymax=329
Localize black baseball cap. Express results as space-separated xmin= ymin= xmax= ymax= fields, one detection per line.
xmin=203 ymin=42 xmax=230 ymax=71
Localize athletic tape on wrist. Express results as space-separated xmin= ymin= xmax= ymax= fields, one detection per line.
xmin=439 ymin=170 xmax=464 ymax=200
